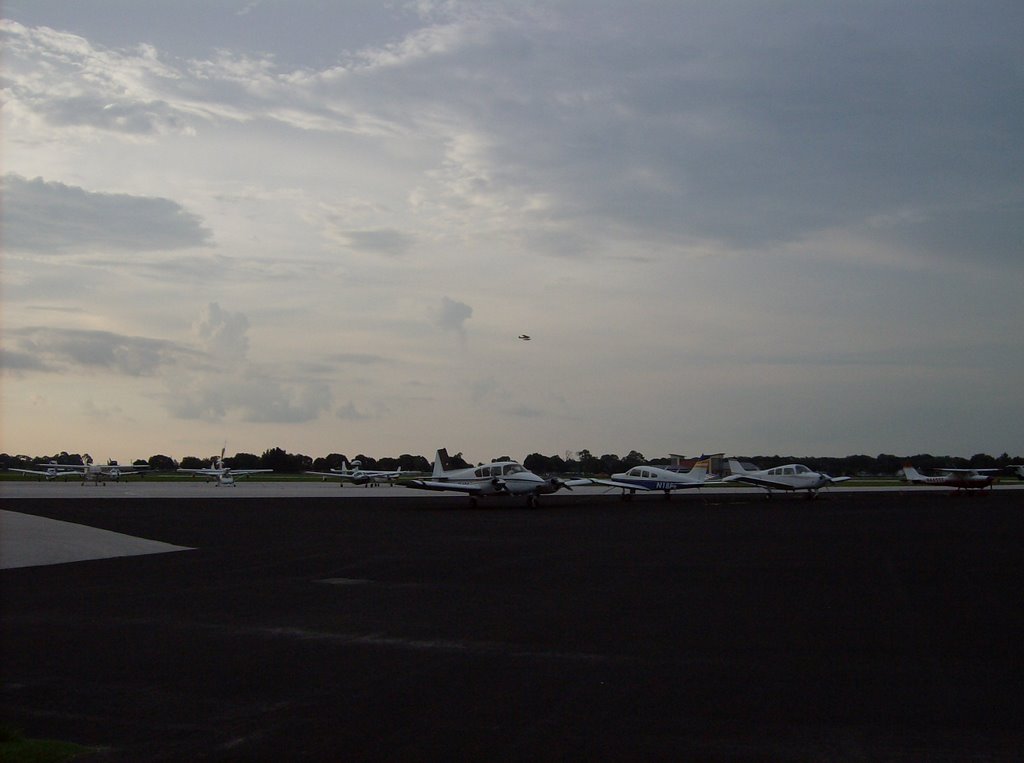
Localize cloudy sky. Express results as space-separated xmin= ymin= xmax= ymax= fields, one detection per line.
xmin=3 ymin=1 xmax=1022 ymax=464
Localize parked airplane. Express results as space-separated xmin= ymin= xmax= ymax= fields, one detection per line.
xmin=306 ymin=459 xmax=405 ymax=486
xmin=1009 ymin=465 xmax=1024 ymax=481
xmin=723 ymin=458 xmax=850 ymax=498
xmin=594 ymin=459 xmax=710 ymax=500
xmin=177 ymin=448 xmax=272 ymax=486
xmin=54 ymin=455 xmax=151 ymax=485
xmin=405 ymin=449 xmax=592 ymax=507
xmin=900 ymin=463 xmax=999 ymax=491
xmin=9 ymin=461 xmax=78 ymax=481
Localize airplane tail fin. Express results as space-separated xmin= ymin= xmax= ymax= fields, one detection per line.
xmin=727 ymin=458 xmax=751 ymax=475
xmin=433 ymin=449 xmax=450 ymax=477
xmin=901 ymin=462 xmax=923 ymax=482
xmin=688 ymin=458 xmax=710 ymax=482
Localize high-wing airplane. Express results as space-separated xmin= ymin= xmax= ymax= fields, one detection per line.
xmin=177 ymin=447 xmax=272 ymax=486
xmin=723 ymin=458 xmax=850 ymax=498
xmin=593 ymin=459 xmax=711 ymax=500
xmin=306 ymin=459 xmax=405 ymax=486
xmin=900 ymin=463 xmax=999 ymax=491
xmin=405 ymin=449 xmax=592 ymax=507
xmin=9 ymin=461 xmax=79 ymax=481
xmin=53 ymin=455 xmax=151 ymax=485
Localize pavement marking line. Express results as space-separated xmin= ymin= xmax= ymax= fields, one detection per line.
xmin=0 ymin=510 xmax=194 ymax=569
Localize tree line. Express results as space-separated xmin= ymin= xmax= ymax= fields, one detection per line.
xmin=2 ymin=449 xmax=1021 ymax=476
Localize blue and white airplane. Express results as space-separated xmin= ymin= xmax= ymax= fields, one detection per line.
xmin=594 ymin=459 xmax=710 ymax=501
xmin=405 ymin=449 xmax=592 ymax=507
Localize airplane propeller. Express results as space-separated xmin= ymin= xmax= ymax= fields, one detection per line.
xmin=548 ymin=477 xmax=573 ymax=491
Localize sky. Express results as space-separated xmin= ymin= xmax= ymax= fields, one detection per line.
xmin=2 ymin=1 xmax=1023 ymax=464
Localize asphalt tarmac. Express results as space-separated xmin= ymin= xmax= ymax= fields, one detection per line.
xmin=2 ymin=489 xmax=1023 ymax=761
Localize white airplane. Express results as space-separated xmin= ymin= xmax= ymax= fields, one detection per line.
xmin=306 ymin=459 xmax=405 ymax=487
xmin=53 ymin=455 xmax=151 ymax=485
xmin=593 ymin=459 xmax=710 ymax=501
xmin=177 ymin=447 xmax=272 ymax=486
xmin=723 ymin=458 xmax=850 ymax=498
xmin=900 ymin=463 xmax=999 ymax=491
xmin=405 ymin=449 xmax=593 ymax=507
xmin=9 ymin=461 xmax=79 ymax=481
xmin=1008 ymin=465 xmax=1024 ymax=481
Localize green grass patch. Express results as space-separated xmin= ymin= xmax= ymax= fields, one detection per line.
xmin=0 ymin=725 xmax=93 ymax=762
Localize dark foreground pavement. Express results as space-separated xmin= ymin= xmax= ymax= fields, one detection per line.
xmin=2 ymin=491 xmax=1023 ymax=761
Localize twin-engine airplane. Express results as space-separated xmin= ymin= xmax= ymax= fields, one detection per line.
xmin=723 ymin=459 xmax=850 ymax=498
xmin=900 ymin=463 xmax=999 ymax=491
xmin=405 ymin=449 xmax=593 ymax=507
xmin=593 ymin=459 xmax=710 ymax=500
xmin=177 ymin=448 xmax=272 ymax=486
xmin=306 ymin=459 xmax=405 ymax=486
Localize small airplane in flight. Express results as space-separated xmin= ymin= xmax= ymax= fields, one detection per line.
xmin=594 ymin=459 xmax=711 ymax=500
xmin=900 ymin=463 xmax=999 ymax=492
xmin=9 ymin=461 xmax=79 ymax=481
xmin=723 ymin=458 xmax=850 ymax=498
xmin=405 ymin=449 xmax=592 ymax=507
xmin=518 ymin=334 xmax=531 ymax=341
xmin=177 ymin=447 xmax=272 ymax=486
xmin=306 ymin=459 xmax=405 ymax=486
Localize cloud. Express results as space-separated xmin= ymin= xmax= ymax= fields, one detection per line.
xmin=333 ymin=228 xmax=415 ymax=257
xmin=328 ymin=353 xmax=389 ymax=365
xmin=0 ymin=347 xmax=55 ymax=373
xmin=158 ymin=303 xmax=332 ymax=424
xmin=2 ymin=174 xmax=212 ymax=254
xmin=336 ymin=401 xmax=374 ymax=421
xmin=164 ymin=372 xmax=331 ymax=423
xmin=192 ymin=302 xmax=249 ymax=363
xmin=5 ymin=327 xmax=194 ymax=376
xmin=437 ymin=297 xmax=472 ymax=333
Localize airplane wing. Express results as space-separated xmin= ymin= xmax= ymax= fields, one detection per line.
xmin=722 ymin=474 xmax=794 ymax=490
xmin=10 ymin=467 xmax=75 ymax=477
xmin=405 ymin=480 xmax=484 ymax=494
xmin=936 ymin=468 xmax=1000 ymax=474
xmin=306 ymin=471 xmax=354 ymax=480
xmin=177 ymin=468 xmax=217 ymax=476
xmin=231 ymin=470 xmax=273 ymax=477
xmin=587 ymin=478 xmax=655 ymax=491
xmin=829 ymin=476 xmax=853 ymax=483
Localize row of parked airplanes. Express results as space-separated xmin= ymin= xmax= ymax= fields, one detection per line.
xmin=10 ymin=449 xmax=1023 ymax=504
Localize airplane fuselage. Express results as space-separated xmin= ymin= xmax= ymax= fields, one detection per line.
xmin=609 ymin=465 xmax=706 ymax=493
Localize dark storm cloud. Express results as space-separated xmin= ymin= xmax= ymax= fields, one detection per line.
xmin=3 ymin=174 xmax=213 ymax=254
xmin=400 ymin=2 xmax=1024 ymax=262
